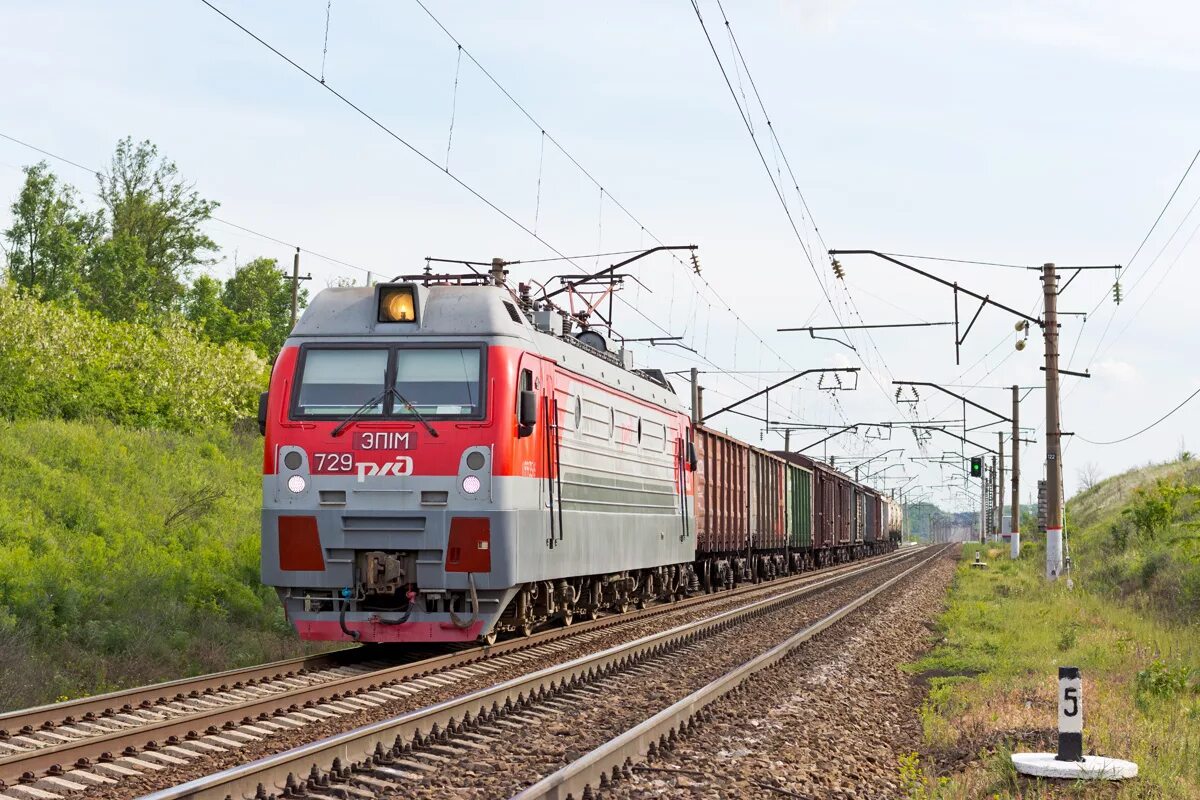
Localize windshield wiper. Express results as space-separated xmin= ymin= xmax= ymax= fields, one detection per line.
xmin=329 ymin=386 xmax=440 ymax=439
xmin=330 ymin=388 xmax=389 ymax=437
xmin=390 ymin=386 xmax=440 ymax=438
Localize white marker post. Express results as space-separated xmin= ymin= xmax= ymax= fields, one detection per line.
xmin=1057 ymin=666 xmax=1083 ymax=762
xmin=1012 ymin=667 xmax=1138 ymax=780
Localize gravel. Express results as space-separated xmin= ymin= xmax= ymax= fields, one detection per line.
xmin=608 ymin=545 xmax=959 ymax=800
xmin=379 ymin=552 xmax=933 ymax=798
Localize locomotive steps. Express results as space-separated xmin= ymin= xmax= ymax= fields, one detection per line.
xmin=0 ymin=550 xmax=917 ymax=798
xmin=49 ymin=545 xmax=939 ymax=800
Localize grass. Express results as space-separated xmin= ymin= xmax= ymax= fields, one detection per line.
xmin=0 ymin=418 xmax=318 ymax=710
xmin=904 ymin=543 xmax=1200 ymax=799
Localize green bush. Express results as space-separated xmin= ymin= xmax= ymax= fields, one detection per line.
xmin=0 ymin=288 xmax=266 ymax=430
xmin=1135 ymin=659 xmax=1194 ymax=710
xmin=0 ymin=418 xmax=313 ymax=709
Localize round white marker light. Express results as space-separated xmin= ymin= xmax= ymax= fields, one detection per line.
xmin=462 ymin=475 xmax=482 ymax=494
xmin=287 ymin=475 xmax=307 ymax=494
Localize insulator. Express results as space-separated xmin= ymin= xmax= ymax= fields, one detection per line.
xmin=831 ymin=258 xmax=845 ymax=280
xmin=1113 ymin=281 xmax=1122 ymax=304
xmin=690 ymin=251 xmax=702 ymax=274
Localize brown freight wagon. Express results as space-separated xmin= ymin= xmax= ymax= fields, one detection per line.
xmin=693 ymin=426 xmax=749 ymax=555
xmin=749 ymin=449 xmax=787 ymax=552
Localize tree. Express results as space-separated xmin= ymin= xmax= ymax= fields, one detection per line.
xmin=221 ymin=257 xmax=301 ymax=357
xmin=1078 ymin=462 xmax=1102 ymax=492
xmin=183 ymin=259 xmax=303 ymax=358
xmin=184 ymin=274 xmax=238 ymax=344
xmin=3 ymin=162 xmax=99 ymax=301
xmin=86 ymin=138 xmax=219 ymax=318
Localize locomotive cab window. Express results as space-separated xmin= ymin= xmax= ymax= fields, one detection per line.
xmin=295 ymin=348 xmax=388 ymax=416
xmin=394 ymin=348 xmax=481 ymax=417
xmin=293 ymin=345 xmax=485 ymax=420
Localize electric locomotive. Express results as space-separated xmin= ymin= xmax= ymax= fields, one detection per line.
xmin=259 ymin=266 xmax=696 ymax=644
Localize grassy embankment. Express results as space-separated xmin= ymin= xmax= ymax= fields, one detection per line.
xmin=0 ymin=288 xmax=317 ymax=710
xmin=902 ymin=459 xmax=1200 ymax=799
xmin=0 ymin=419 xmax=316 ymax=710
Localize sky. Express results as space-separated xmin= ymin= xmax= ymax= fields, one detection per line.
xmin=1 ymin=0 xmax=1198 ymax=516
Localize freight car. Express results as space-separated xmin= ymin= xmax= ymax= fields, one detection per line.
xmin=259 ymin=270 xmax=898 ymax=645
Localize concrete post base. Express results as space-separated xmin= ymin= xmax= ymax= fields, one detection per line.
xmin=1012 ymin=753 xmax=1138 ymax=780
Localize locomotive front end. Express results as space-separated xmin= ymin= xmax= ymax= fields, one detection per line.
xmin=260 ymin=281 xmax=532 ymax=644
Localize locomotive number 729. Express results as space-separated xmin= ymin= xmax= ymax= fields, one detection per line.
xmin=313 ymin=453 xmax=354 ymax=472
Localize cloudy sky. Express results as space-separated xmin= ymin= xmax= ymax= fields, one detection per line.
xmin=2 ymin=1 xmax=1197 ymax=516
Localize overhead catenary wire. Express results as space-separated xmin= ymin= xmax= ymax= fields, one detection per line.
xmin=688 ymin=0 xmax=917 ymax=440
xmin=1076 ymin=385 xmax=1200 ymax=446
xmin=408 ymin=0 xmax=808 ymax=421
xmin=1074 ymin=145 xmax=1200 ymax=372
xmin=882 ymin=253 xmax=1031 ymax=270
xmin=196 ymin=1 xmax=819 ymax=428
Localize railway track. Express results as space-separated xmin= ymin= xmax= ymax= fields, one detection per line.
xmin=100 ymin=545 xmax=940 ymax=800
xmin=0 ymin=549 xmax=914 ymax=796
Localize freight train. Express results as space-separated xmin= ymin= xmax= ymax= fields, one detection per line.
xmin=259 ymin=269 xmax=903 ymax=645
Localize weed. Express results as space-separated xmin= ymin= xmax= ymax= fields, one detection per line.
xmin=1135 ymin=659 xmax=1193 ymax=708
xmin=899 ymin=751 xmax=949 ymax=799
xmin=1056 ymin=622 xmax=1081 ymax=652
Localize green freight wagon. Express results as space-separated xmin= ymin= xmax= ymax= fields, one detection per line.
xmin=785 ymin=463 xmax=813 ymax=549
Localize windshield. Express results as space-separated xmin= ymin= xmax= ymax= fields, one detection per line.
xmin=296 ymin=349 xmax=388 ymax=416
xmin=294 ymin=346 xmax=484 ymax=419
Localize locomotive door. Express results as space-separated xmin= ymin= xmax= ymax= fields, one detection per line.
xmin=526 ymin=356 xmax=563 ymax=549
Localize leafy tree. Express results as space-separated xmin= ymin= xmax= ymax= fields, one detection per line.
xmin=185 ymin=274 xmax=239 ymax=344
xmin=2 ymin=162 xmax=99 ymax=301
xmin=86 ymin=138 xmax=219 ymax=318
xmin=82 ymin=232 xmax=156 ymax=321
xmin=184 ymin=259 xmax=303 ymax=358
xmin=221 ymin=257 xmax=302 ymax=357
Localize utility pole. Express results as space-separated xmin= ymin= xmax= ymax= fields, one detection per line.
xmin=784 ymin=428 xmax=791 ymax=451
xmin=1043 ymin=263 xmax=1063 ymax=579
xmin=287 ymin=247 xmax=313 ymax=328
xmin=690 ymin=367 xmax=700 ymax=425
xmin=992 ymin=453 xmax=999 ymax=538
xmin=998 ymin=432 xmax=1005 ymax=543
xmin=1011 ymin=385 xmax=1021 ymax=559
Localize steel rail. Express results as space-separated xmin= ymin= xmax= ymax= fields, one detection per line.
xmin=0 ymin=549 xmax=912 ymax=786
xmin=512 ymin=545 xmax=948 ymax=800
xmin=136 ymin=547 xmax=928 ymax=800
xmin=0 ymin=650 xmax=361 ymax=733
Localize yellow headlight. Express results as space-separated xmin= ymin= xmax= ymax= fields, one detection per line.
xmin=379 ymin=286 xmax=416 ymax=322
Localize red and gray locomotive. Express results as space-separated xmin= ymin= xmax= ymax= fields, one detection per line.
xmin=259 ymin=266 xmax=900 ymax=644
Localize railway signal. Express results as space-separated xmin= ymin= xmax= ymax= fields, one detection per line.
xmin=970 ymin=456 xmax=982 ymax=478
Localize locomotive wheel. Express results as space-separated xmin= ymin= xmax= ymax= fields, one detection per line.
xmin=560 ymin=608 xmax=574 ymax=627
xmin=479 ymin=630 xmax=498 ymax=647
xmin=520 ymin=618 xmax=536 ymax=637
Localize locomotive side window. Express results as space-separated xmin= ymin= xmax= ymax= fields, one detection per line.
xmin=296 ymin=349 xmax=388 ymax=415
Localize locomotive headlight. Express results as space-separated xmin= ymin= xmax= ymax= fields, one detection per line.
xmin=287 ymin=475 xmax=307 ymax=493
xmin=378 ymin=285 xmax=417 ymax=322
xmin=462 ymin=475 xmax=482 ymax=494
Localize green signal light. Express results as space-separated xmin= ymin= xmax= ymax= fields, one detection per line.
xmin=970 ymin=456 xmax=983 ymax=478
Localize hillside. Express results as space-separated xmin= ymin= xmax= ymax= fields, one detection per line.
xmin=1067 ymin=457 xmax=1200 ymax=620
xmin=903 ymin=458 xmax=1200 ymax=797
xmin=0 ymin=419 xmax=314 ymax=710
